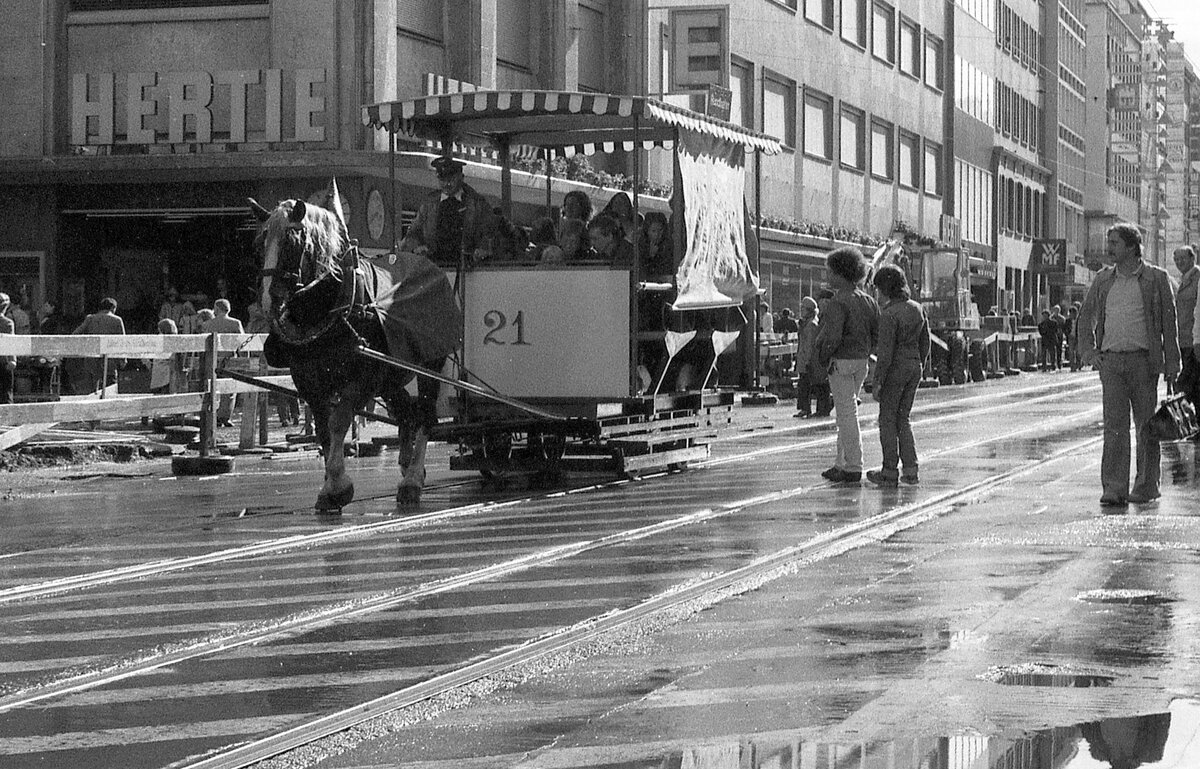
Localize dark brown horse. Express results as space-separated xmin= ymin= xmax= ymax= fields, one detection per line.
xmin=251 ymin=196 xmax=460 ymax=510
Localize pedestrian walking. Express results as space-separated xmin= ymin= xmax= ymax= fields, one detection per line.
xmin=814 ymin=247 xmax=880 ymax=483
xmin=1078 ymin=223 xmax=1180 ymax=507
xmin=1037 ymin=309 xmax=1058 ymax=370
xmin=1050 ymin=304 xmax=1066 ymax=369
xmin=1065 ymin=303 xmax=1081 ymax=371
xmin=810 ymin=287 xmax=836 ymax=417
xmin=202 ymin=298 xmax=245 ymax=427
xmin=793 ymin=297 xmax=819 ymax=417
xmin=72 ymin=297 xmax=126 ymax=392
xmin=866 ymin=265 xmax=930 ymax=487
xmin=1173 ymin=245 xmax=1199 ymax=406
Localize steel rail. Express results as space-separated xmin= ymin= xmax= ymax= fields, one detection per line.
xmin=0 ymin=402 xmax=1101 ymax=719
xmin=0 ymin=378 xmax=1100 ymax=606
xmin=179 ymin=429 xmax=1106 ymax=769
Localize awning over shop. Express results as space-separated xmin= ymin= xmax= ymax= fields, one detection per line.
xmin=362 ymin=90 xmax=784 ymax=157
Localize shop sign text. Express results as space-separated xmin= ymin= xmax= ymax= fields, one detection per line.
xmin=71 ymin=69 xmax=327 ymax=146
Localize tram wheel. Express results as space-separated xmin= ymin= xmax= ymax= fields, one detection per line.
xmin=172 ymin=454 xmax=236 ymax=476
xmin=667 ymin=461 xmax=690 ymax=473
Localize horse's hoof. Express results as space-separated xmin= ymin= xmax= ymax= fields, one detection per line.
xmin=316 ymin=481 xmax=354 ymax=512
xmin=396 ymin=484 xmax=422 ymax=506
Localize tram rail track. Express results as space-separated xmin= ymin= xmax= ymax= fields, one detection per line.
xmin=178 ymin=430 xmax=1105 ymax=769
xmin=0 ymin=396 xmax=1101 ymax=716
xmin=0 ymin=376 xmax=1107 ymax=768
xmin=0 ymin=378 xmax=1099 ymax=607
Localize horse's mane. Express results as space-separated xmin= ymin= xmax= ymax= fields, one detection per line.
xmin=264 ymin=200 xmax=347 ymax=280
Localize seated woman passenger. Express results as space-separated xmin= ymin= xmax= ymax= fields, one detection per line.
xmin=586 ymin=214 xmax=633 ymax=267
xmin=560 ymin=190 xmax=593 ymax=227
xmin=639 ymin=211 xmax=674 ymax=280
xmin=599 ymin=191 xmax=641 ymax=244
xmin=544 ymin=218 xmax=588 ymax=263
xmin=524 ymin=217 xmax=558 ymax=262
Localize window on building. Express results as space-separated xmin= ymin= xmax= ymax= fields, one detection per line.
xmin=805 ymin=0 xmax=834 ymax=29
xmin=872 ymin=1 xmax=896 ymax=65
xmin=669 ymin=8 xmax=729 ymax=90
xmin=841 ymin=0 xmax=867 ymax=48
xmin=899 ymin=17 xmax=920 ymax=77
xmin=923 ymin=33 xmax=944 ymax=90
xmin=840 ymin=105 xmax=865 ymax=170
xmin=496 ymin=0 xmax=533 ymax=86
xmin=923 ymin=141 xmax=942 ymax=195
xmin=578 ymin=2 xmax=606 ymax=91
xmin=870 ymin=119 xmax=894 ymax=179
xmin=803 ymin=90 xmax=833 ymax=160
xmin=763 ymin=73 xmax=796 ymax=147
xmin=729 ymin=57 xmax=754 ymax=129
xmin=898 ymin=131 xmax=920 ymax=187
xmin=398 ymin=0 xmax=443 ymax=40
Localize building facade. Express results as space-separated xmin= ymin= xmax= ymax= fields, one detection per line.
xmin=1 ymin=0 xmax=1196 ymax=331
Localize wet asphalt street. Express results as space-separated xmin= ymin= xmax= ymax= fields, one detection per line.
xmin=2 ymin=370 xmax=1199 ymax=769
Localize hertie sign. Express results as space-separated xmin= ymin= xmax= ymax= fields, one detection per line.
xmin=1029 ymin=239 xmax=1068 ymax=274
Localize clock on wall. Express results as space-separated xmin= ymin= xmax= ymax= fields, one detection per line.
xmin=367 ymin=188 xmax=386 ymax=241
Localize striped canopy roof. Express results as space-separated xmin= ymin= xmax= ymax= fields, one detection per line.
xmin=361 ymin=90 xmax=783 ymax=156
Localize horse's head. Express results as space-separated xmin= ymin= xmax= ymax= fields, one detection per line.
xmin=250 ymin=198 xmax=347 ymax=319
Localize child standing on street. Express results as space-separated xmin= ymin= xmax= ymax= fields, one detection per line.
xmin=867 ymin=264 xmax=931 ymax=487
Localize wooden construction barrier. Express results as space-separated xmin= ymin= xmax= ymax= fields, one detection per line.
xmin=0 ymin=333 xmax=291 ymax=452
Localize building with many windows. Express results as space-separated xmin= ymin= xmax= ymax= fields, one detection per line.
xmin=2 ymin=0 xmax=1197 ymax=332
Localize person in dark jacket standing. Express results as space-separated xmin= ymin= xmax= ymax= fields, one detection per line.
xmin=1173 ymin=245 xmax=1199 ymax=406
xmin=814 ymin=247 xmax=880 ymax=483
xmin=1078 ymin=223 xmax=1180 ymax=506
xmin=866 ymin=265 xmax=931 ymax=487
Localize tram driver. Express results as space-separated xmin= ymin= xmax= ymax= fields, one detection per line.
xmin=399 ymin=155 xmax=496 ymax=269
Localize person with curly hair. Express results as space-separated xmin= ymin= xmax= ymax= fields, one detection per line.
xmin=866 ymin=264 xmax=930 ymax=487
xmin=814 ymin=247 xmax=880 ymax=483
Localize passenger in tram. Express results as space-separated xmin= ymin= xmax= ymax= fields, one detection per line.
xmin=639 ymin=211 xmax=674 ymax=280
xmin=560 ymin=190 xmax=593 ymax=227
xmin=599 ymin=191 xmax=640 ymax=244
xmin=814 ymin=247 xmax=880 ymax=484
xmin=399 ymin=155 xmax=496 ymax=269
xmin=553 ymin=218 xmax=588 ymax=263
xmin=523 ymin=217 xmax=558 ymax=262
xmin=586 ymin=214 xmax=633 ymax=267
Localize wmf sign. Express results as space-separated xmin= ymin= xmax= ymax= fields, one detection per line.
xmin=1029 ymin=239 xmax=1067 ymax=274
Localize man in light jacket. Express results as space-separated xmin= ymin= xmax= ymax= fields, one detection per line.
xmin=1078 ymin=224 xmax=1180 ymax=507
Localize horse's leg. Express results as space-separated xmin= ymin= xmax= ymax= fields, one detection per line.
xmin=316 ymin=397 xmax=356 ymax=513
xmin=397 ymin=363 xmax=441 ymax=506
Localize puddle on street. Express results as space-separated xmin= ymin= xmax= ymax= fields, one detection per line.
xmin=568 ymin=699 xmax=1200 ymax=769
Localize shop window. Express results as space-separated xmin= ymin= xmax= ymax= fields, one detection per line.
xmin=803 ymin=90 xmax=833 ymax=160
xmin=839 ymin=105 xmax=865 ymax=170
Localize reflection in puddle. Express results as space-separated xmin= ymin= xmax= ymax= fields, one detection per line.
xmin=587 ymin=699 xmax=1200 ymax=769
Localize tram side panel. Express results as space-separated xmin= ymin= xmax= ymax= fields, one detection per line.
xmin=462 ymin=266 xmax=631 ymax=403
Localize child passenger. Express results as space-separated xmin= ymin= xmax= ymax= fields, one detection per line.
xmin=866 ymin=264 xmax=931 ymax=487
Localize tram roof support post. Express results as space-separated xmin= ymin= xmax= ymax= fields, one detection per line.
xmin=544 ymin=148 xmax=553 ymax=217
xmin=389 ymin=128 xmax=398 ymax=251
xmin=753 ymin=148 xmax=762 ymax=390
xmin=630 ymin=116 xmax=642 ymax=396
xmin=499 ymin=138 xmax=512 ymax=221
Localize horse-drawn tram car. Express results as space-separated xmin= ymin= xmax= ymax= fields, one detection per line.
xmin=357 ymin=91 xmax=784 ymax=489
